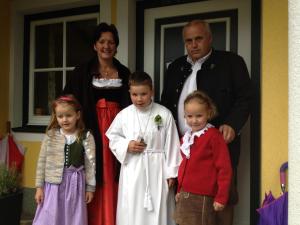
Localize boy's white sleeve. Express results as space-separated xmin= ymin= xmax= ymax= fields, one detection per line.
xmin=106 ymin=112 xmax=131 ymax=164
xmin=164 ymin=112 xmax=182 ymax=179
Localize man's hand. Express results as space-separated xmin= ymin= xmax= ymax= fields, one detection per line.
xmin=219 ymin=124 xmax=235 ymax=143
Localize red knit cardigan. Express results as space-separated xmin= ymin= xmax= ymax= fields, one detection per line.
xmin=177 ymin=127 xmax=232 ymax=205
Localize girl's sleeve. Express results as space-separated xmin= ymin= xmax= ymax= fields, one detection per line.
xmin=106 ymin=112 xmax=131 ymax=164
xmin=35 ymin=135 xmax=48 ymax=188
xmin=211 ymin=131 xmax=232 ymax=205
xmin=84 ymin=131 xmax=96 ymax=192
xmin=163 ymin=112 xmax=182 ymax=179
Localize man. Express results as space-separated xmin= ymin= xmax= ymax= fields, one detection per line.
xmin=161 ymin=20 xmax=253 ymax=225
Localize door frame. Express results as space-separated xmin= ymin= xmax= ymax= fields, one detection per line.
xmin=136 ymin=0 xmax=261 ymax=224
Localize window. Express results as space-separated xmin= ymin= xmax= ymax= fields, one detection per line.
xmin=23 ymin=6 xmax=99 ymax=127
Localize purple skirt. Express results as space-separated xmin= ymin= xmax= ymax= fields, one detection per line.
xmin=33 ymin=166 xmax=87 ymax=225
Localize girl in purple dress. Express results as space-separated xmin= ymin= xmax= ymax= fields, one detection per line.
xmin=33 ymin=95 xmax=96 ymax=225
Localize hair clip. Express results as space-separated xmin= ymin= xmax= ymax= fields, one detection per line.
xmin=58 ymin=96 xmax=74 ymax=102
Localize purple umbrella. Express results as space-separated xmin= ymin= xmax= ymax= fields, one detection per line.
xmin=257 ymin=162 xmax=288 ymax=225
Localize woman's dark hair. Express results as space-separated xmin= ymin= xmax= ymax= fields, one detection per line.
xmin=93 ymin=22 xmax=119 ymax=47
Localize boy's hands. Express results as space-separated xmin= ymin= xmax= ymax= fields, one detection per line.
xmin=128 ymin=140 xmax=146 ymax=153
xmin=213 ymin=201 xmax=225 ymax=211
xmin=35 ymin=187 xmax=44 ymax=205
xmin=86 ymin=191 xmax=94 ymax=204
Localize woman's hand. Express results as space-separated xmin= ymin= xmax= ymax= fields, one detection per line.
xmin=167 ymin=178 xmax=176 ymax=189
xmin=213 ymin=201 xmax=225 ymax=211
xmin=86 ymin=191 xmax=94 ymax=204
xmin=35 ymin=187 xmax=44 ymax=205
xmin=127 ymin=140 xmax=146 ymax=153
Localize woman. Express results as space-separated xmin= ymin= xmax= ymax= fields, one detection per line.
xmin=63 ymin=22 xmax=131 ymax=225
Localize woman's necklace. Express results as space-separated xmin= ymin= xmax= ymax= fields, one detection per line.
xmin=135 ymin=104 xmax=153 ymax=145
xmin=99 ymin=66 xmax=118 ymax=79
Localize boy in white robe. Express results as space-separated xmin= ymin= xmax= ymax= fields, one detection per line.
xmin=106 ymin=71 xmax=181 ymax=225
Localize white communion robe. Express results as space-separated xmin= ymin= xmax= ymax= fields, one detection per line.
xmin=106 ymin=102 xmax=181 ymax=225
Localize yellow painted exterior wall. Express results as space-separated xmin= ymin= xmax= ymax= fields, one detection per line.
xmin=0 ymin=0 xmax=10 ymax=136
xmin=111 ymin=0 xmax=117 ymax=25
xmin=261 ymin=0 xmax=288 ymax=198
xmin=21 ymin=142 xmax=41 ymax=187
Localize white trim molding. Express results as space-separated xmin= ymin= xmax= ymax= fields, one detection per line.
xmin=116 ymin=0 xmax=136 ymax=71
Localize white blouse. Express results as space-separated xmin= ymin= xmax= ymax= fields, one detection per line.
xmin=92 ymin=77 xmax=122 ymax=88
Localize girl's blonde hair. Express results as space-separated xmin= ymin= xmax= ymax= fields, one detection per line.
xmin=184 ymin=90 xmax=218 ymax=120
xmin=47 ymin=94 xmax=85 ymax=139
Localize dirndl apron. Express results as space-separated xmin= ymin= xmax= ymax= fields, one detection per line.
xmin=33 ymin=166 xmax=87 ymax=225
xmin=88 ymin=98 xmax=120 ymax=225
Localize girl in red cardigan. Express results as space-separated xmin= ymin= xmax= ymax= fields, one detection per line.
xmin=174 ymin=90 xmax=232 ymax=225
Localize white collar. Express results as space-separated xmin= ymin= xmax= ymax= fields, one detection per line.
xmin=180 ymin=123 xmax=213 ymax=159
xmin=60 ymin=129 xmax=77 ymax=145
xmin=187 ymin=49 xmax=212 ymax=66
xmin=92 ymin=77 xmax=122 ymax=88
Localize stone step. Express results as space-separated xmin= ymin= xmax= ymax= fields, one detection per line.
xmin=20 ymin=213 xmax=33 ymax=225
xmin=20 ymin=219 xmax=33 ymax=225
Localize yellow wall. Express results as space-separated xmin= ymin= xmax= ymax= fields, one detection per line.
xmin=21 ymin=142 xmax=41 ymax=187
xmin=261 ymin=0 xmax=288 ymax=198
xmin=0 ymin=0 xmax=10 ymax=136
xmin=111 ymin=0 xmax=117 ymax=25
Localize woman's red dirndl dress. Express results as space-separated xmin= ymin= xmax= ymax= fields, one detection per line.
xmin=88 ymin=98 xmax=120 ymax=225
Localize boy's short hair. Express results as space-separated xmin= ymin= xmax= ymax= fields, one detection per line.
xmin=129 ymin=71 xmax=153 ymax=89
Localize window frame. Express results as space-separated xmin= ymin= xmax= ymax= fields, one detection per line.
xmin=21 ymin=6 xmax=99 ymax=130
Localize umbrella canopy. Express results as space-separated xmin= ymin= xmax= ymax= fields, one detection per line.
xmin=257 ymin=162 xmax=288 ymax=225
xmin=257 ymin=192 xmax=288 ymax=225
